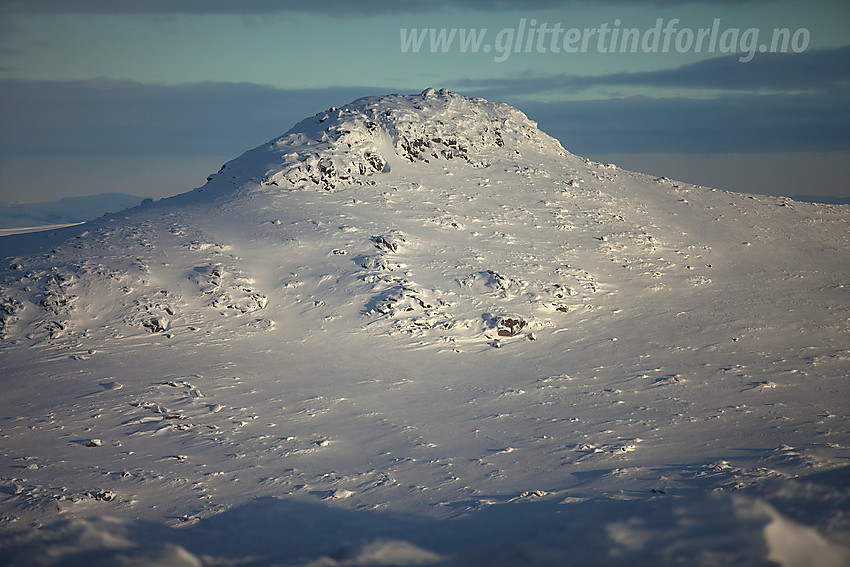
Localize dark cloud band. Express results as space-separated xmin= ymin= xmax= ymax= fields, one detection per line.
xmin=1 ymin=0 xmax=779 ymax=15
xmin=458 ymin=45 xmax=850 ymax=94
xmin=1 ymin=68 xmax=847 ymax=161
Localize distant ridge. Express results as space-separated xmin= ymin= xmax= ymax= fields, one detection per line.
xmin=0 ymin=192 xmax=145 ymax=229
xmin=791 ymin=194 xmax=850 ymax=205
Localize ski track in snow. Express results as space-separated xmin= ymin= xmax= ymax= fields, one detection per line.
xmin=1 ymin=89 xmax=849 ymax=566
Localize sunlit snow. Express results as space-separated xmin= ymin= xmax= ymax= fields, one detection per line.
xmin=1 ymin=89 xmax=848 ymax=566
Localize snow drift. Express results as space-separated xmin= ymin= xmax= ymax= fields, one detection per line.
xmin=1 ymin=89 xmax=849 ymax=566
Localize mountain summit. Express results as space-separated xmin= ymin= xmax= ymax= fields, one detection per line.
xmin=1 ymin=91 xmax=849 ymax=566
xmin=201 ymin=88 xmax=567 ymax=195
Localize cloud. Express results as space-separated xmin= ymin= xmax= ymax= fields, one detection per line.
xmin=458 ymin=45 xmax=850 ymax=96
xmin=590 ymin=45 xmax=850 ymax=92
xmin=0 ymin=0 xmax=780 ymax=15
xmin=1 ymin=75 xmax=846 ymax=172
xmin=450 ymin=46 xmax=850 ymax=154
xmin=2 ymin=77 xmax=846 ymax=203
xmin=514 ymin=92 xmax=850 ymax=154
xmin=0 ymin=79 xmax=380 ymax=157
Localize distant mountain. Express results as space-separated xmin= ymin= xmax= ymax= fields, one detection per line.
xmin=1 ymin=89 xmax=849 ymax=566
xmin=0 ymin=192 xmax=146 ymax=228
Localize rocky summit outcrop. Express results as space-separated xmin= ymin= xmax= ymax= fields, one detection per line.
xmin=202 ymin=88 xmax=568 ymax=193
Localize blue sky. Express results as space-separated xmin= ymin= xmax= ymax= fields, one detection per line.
xmin=1 ymin=0 xmax=848 ymax=203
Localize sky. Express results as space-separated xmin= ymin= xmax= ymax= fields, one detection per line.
xmin=0 ymin=0 xmax=848 ymax=204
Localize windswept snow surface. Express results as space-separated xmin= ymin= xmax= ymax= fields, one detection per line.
xmin=1 ymin=89 xmax=849 ymax=566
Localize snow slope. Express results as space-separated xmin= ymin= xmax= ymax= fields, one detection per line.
xmin=1 ymin=89 xmax=849 ymax=566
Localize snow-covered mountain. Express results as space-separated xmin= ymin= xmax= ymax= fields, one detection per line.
xmin=1 ymin=89 xmax=849 ymax=566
